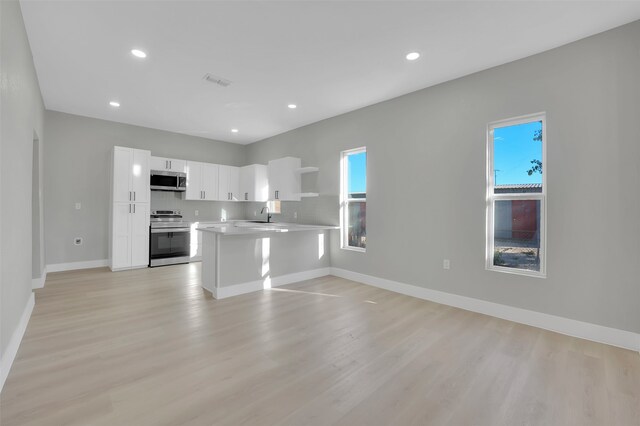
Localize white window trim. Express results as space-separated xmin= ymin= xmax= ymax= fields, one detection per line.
xmin=486 ymin=112 xmax=547 ymax=278
xmin=340 ymin=146 xmax=366 ymax=252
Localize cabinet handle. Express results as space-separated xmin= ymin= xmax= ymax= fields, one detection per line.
xmin=129 ymin=191 xmax=131 ymax=201
xmin=129 ymin=204 xmax=131 ymax=213
xmin=133 ymin=191 xmax=136 ymax=201
xmin=275 ymin=190 xmax=279 ymax=200
xmin=166 ymin=160 xmax=169 ymax=169
xmin=245 ymin=192 xmax=248 ymax=201
xmin=133 ymin=204 xmax=136 ymax=213
xmin=169 ymin=160 xmax=172 ymax=169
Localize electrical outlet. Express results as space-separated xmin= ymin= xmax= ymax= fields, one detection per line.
xmin=293 ymin=211 xmax=298 ymax=220
xmin=74 ymin=237 xmax=83 ymax=246
xmin=75 ymin=202 xmax=81 ymax=210
xmin=443 ymin=259 xmax=450 ymax=270
xmin=195 ymin=210 xmax=199 ymax=216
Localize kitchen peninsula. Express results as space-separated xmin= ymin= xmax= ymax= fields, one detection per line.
xmin=198 ymin=222 xmax=338 ymax=299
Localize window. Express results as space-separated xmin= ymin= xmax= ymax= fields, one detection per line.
xmin=487 ymin=113 xmax=546 ymax=277
xmin=341 ymin=147 xmax=366 ymax=251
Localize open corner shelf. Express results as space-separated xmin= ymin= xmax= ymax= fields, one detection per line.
xmin=295 ymin=167 xmax=319 ymax=174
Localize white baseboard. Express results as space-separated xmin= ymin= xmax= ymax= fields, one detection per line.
xmin=330 ymin=268 xmax=640 ymax=352
xmin=110 ymin=265 xmax=149 ymax=272
xmin=46 ymin=259 xmax=108 ymax=273
xmin=212 ymin=267 xmax=332 ymax=299
xmin=0 ymin=293 xmax=35 ymax=392
xmin=31 ymin=266 xmax=47 ymax=289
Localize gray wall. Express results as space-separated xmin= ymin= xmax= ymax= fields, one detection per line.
xmin=44 ymin=111 xmax=246 ymax=265
xmin=0 ymin=0 xmax=46 ymax=355
xmin=246 ymin=21 xmax=640 ymax=333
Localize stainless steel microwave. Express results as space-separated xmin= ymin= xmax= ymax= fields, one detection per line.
xmin=150 ymin=170 xmax=187 ymax=192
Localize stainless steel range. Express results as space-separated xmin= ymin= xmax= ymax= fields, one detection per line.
xmin=149 ymin=210 xmax=192 ymax=267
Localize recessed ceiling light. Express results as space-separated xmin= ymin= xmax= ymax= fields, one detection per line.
xmin=131 ymin=49 xmax=147 ymax=58
xmin=109 ymin=101 xmax=120 ymax=107
xmin=288 ymin=104 xmax=297 ymax=109
xmin=406 ymin=52 xmax=420 ymax=61
xmin=231 ymin=128 xmax=239 ymax=133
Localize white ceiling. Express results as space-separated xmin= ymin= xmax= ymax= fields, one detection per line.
xmin=20 ymin=1 xmax=640 ymax=145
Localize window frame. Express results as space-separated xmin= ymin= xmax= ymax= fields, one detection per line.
xmin=340 ymin=146 xmax=367 ymax=252
xmin=486 ymin=113 xmax=547 ymax=278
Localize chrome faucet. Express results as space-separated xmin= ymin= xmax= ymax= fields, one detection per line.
xmin=260 ymin=206 xmax=272 ymax=223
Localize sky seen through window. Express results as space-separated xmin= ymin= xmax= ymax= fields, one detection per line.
xmin=493 ymin=121 xmax=542 ymax=186
xmin=348 ymin=151 xmax=366 ymax=195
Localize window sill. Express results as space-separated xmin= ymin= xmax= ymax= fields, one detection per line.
xmin=486 ymin=265 xmax=546 ymax=279
xmin=341 ymin=246 xmax=366 ymax=253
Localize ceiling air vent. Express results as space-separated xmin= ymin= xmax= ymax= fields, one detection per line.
xmin=203 ymin=73 xmax=232 ymax=87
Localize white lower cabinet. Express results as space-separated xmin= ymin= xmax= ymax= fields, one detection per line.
xmin=111 ymin=202 xmax=149 ymax=271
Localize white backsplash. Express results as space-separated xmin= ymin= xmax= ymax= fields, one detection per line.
xmin=150 ymin=191 xmax=245 ymax=222
xmin=244 ymin=195 xmax=339 ymax=226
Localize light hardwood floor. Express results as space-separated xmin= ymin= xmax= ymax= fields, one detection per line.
xmin=1 ymin=264 xmax=639 ymax=425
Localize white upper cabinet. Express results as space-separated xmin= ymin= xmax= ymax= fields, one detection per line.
xmin=113 ymin=148 xmax=132 ymax=203
xmin=268 ymin=157 xmax=301 ymax=201
xmin=229 ymin=167 xmax=240 ymax=201
xmin=131 ymin=149 xmax=150 ymax=203
xmin=150 ymin=156 xmax=186 ymax=173
xmin=240 ymin=164 xmax=269 ymax=202
xmin=218 ymin=165 xmax=241 ymax=201
xmin=185 ymin=161 xmax=203 ymax=200
xmin=186 ymin=161 xmax=218 ymax=200
xmin=202 ymin=163 xmax=219 ymax=201
xmin=113 ymin=146 xmax=150 ymax=203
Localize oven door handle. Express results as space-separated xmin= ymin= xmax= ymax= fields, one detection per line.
xmin=151 ymin=228 xmax=192 ymax=234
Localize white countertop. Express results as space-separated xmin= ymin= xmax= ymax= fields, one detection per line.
xmin=196 ymin=221 xmax=338 ymax=236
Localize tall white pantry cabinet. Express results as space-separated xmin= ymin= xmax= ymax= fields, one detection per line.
xmin=110 ymin=146 xmax=151 ymax=271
